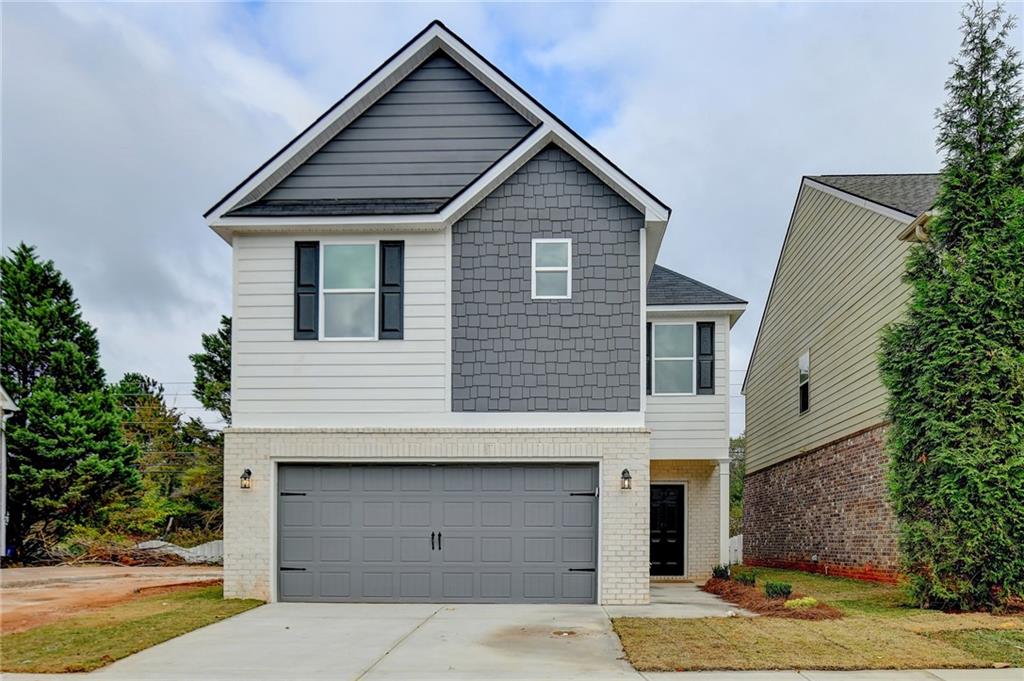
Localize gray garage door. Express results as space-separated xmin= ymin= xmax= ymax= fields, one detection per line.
xmin=277 ymin=464 xmax=598 ymax=603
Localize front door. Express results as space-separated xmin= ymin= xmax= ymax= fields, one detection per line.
xmin=650 ymin=484 xmax=685 ymax=576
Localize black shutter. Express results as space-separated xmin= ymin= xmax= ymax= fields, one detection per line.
xmin=379 ymin=241 xmax=404 ymax=339
xmin=646 ymin=322 xmax=652 ymax=395
xmin=294 ymin=241 xmax=319 ymax=340
xmin=697 ymin=322 xmax=715 ymax=395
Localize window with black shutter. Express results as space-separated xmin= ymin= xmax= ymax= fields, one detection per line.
xmin=379 ymin=241 xmax=404 ymax=339
xmin=294 ymin=241 xmax=319 ymax=340
xmin=696 ymin=322 xmax=715 ymax=395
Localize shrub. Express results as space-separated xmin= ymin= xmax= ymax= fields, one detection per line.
xmin=711 ymin=564 xmax=731 ymax=579
xmin=764 ymin=581 xmax=793 ymax=599
xmin=735 ymin=572 xmax=756 ymax=587
xmin=784 ymin=597 xmax=819 ymax=609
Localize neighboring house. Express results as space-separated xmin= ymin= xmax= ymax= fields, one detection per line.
xmin=743 ymin=173 xmax=940 ymax=581
xmin=206 ymin=21 xmax=745 ymax=605
xmin=1 ymin=385 xmax=18 ymax=559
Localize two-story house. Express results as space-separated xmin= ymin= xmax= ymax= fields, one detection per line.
xmin=206 ymin=21 xmax=745 ymax=605
xmin=743 ymin=174 xmax=939 ymax=581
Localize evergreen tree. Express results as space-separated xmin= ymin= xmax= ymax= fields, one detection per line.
xmin=190 ymin=315 xmax=231 ymax=425
xmin=1 ymin=245 xmax=139 ymax=556
xmin=879 ymin=1 xmax=1024 ymax=610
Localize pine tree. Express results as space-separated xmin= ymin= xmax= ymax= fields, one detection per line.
xmin=1 ymin=244 xmax=139 ymax=556
xmin=190 ymin=315 xmax=231 ymax=425
xmin=879 ymin=1 xmax=1024 ymax=610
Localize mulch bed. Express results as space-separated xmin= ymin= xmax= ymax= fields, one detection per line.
xmin=702 ymin=577 xmax=844 ymax=620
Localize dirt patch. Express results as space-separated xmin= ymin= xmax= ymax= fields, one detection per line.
xmin=702 ymin=578 xmax=843 ymax=620
xmin=1 ymin=565 xmax=222 ymax=633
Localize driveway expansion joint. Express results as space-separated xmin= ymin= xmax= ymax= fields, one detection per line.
xmin=352 ymin=605 xmax=444 ymax=681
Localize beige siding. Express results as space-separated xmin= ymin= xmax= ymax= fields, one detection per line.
xmin=232 ymin=232 xmax=449 ymax=427
xmin=745 ymin=186 xmax=912 ymax=474
xmin=646 ymin=313 xmax=730 ymax=459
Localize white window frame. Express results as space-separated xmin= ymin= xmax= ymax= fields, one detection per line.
xmin=531 ymin=238 xmax=572 ymax=300
xmin=652 ymin=321 xmax=696 ymax=396
xmin=798 ymin=350 xmax=810 ymax=414
xmin=319 ymin=241 xmax=379 ymax=341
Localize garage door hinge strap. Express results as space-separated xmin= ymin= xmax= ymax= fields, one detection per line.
xmin=279 ymin=567 xmax=306 ymax=571
xmin=568 ymin=568 xmax=596 ymax=572
xmin=280 ymin=492 xmax=307 ymax=496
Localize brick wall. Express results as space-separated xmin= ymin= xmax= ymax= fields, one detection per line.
xmin=224 ymin=428 xmax=651 ymax=604
xmin=651 ymin=460 xmax=721 ymax=580
xmin=743 ymin=424 xmax=899 ymax=582
xmin=451 ymin=144 xmax=642 ymax=412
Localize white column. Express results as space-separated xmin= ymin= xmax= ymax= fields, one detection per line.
xmin=718 ymin=459 xmax=730 ymax=565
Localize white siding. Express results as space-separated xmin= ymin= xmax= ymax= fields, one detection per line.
xmin=646 ymin=313 xmax=730 ymax=459
xmin=232 ymin=232 xmax=449 ymax=427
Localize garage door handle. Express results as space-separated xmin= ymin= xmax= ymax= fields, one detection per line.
xmin=279 ymin=567 xmax=306 ymax=571
xmin=437 ymin=532 xmax=442 ymax=550
xmin=431 ymin=532 xmax=435 ymax=550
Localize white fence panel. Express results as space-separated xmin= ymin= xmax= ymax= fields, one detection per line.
xmin=729 ymin=534 xmax=743 ymax=564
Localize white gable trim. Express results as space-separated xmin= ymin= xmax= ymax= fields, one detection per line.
xmin=205 ymin=21 xmax=670 ymax=231
xmin=803 ymin=178 xmax=916 ymax=225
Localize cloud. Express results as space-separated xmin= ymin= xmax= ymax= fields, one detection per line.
xmin=4 ymin=1 xmax=1006 ymax=433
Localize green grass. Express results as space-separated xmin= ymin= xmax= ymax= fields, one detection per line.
xmin=613 ymin=566 xmax=1023 ymax=672
xmin=1 ymin=585 xmax=262 ymax=673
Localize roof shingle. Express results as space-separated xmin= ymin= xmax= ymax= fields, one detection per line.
xmin=809 ymin=173 xmax=940 ymax=218
xmin=647 ymin=265 xmax=746 ymax=306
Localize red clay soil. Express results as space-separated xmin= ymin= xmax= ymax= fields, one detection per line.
xmin=743 ymin=557 xmax=900 ymax=584
xmin=1 ymin=566 xmax=222 ymax=634
xmin=702 ymin=578 xmax=843 ymax=620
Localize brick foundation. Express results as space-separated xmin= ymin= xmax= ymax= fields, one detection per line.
xmin=743 ymin=424 xmax=899 ymax=582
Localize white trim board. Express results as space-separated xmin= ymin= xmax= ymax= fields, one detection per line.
xmin=802 ymin=178 xmax=917 ymax=225
xmin=206 ymin=21 xmax=671 ymax=273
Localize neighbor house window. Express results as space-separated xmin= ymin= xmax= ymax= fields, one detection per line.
xmin=653 ymin=323 xmax=695 ymax=395
xmin=531 ymin=238 xmax=571 ymax=299
xmin=321 ymin=243 xmax=377 ymax=339
xmin=798 ymin=350 xmax=810 ymax=413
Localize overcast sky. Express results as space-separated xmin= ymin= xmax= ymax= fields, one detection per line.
xmin=4 ymin=2 xmax=1012 ymax=434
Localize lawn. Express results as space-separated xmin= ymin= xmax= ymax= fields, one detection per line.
xmin=613 ymin=567 xmax=1024 ymax=672
xmin=1 ymin=585 xmax=262 ymax=673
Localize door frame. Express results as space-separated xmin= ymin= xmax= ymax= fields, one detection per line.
xmin=649 ymin=480 xmax=688 ymax=578
xmin=270 ymin=458 xmax=603 ymax=603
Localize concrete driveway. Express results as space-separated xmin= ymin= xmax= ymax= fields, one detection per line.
xmin=9 ymin=601 xmax=637 ymax=680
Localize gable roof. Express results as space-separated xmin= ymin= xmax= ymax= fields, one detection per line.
xmin=227 ymin=53 xmax=534 ymax=218
xmin=206 ymin=20 xmax=671 ymax=275
xmin=808 ymin=174 xmax=940 ymax=219
xmin=647 ymin=264 xmax=746 ymax=306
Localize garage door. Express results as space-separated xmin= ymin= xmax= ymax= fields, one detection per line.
xmin=277 ymin=464 xmax=598 ymax=603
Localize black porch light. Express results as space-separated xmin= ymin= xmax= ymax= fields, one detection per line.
xmin=240 ymin=468 xmax=253 ymax=490
xmin=620 ymin=468 xmax=632 ymax=490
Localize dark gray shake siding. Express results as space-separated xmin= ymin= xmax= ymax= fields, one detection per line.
xmin=452 ymin=145 xmax=642 ymax=412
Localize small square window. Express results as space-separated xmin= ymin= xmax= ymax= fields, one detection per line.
xmin=532 ymin=239 xmax=571 ymax=300
xmin=321 ymin=244 xmax=377 ymax=339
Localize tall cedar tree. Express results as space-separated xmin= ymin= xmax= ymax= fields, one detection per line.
xmin=1 ymin=244 xmax=139 ymax=556
xmin=190 ymin=315 xmax=231 ymax=425
xmin=879 ymin=1 xmax=1024 ymax=610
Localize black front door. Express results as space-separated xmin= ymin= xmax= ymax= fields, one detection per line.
xmin=650 ymin=484 xmax=685 ymax=576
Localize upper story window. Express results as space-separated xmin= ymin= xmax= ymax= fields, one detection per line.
xmin=798 ymin=350 xmax=810 ymax=413
xmin=321 ymin=243 xmax=377 ymax=339
xmin=531 ymin=238 xmax=571 ymax=299
xmin=652 ymin=323 xmax=695 ymax=395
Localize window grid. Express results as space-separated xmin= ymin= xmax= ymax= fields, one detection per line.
xmin=531 ymin=238 xmax=572 ymax=300
xmin=319 ymin=242 xmax=379 ymax=341
xmin=652 ymin=322 xmax=696 ymax=395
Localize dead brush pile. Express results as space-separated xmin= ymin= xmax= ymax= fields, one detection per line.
xmin=43 ymin=539 xmax=189 ymax=567
xmin=703 ymin=577 xmax=843 ymax=620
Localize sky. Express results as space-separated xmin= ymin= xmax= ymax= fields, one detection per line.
xmin=3 ymin=1 xmax=1011 ymax=434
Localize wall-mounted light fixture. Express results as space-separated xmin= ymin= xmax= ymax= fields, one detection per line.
xmin=240 ymin=468 xmax=253 ymax=490
xmin=620 ymin=468 xmax=632 ymax=490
